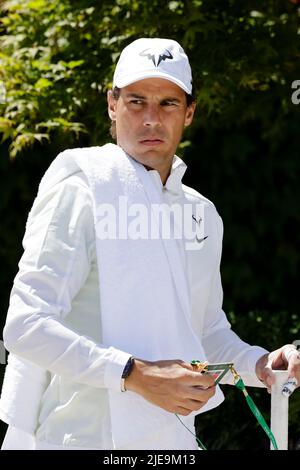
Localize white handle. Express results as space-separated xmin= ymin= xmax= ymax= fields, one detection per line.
xmin=270 ymin=370 xmax=289 ymax=450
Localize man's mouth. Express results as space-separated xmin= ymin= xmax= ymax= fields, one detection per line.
xmin=139 ymin=138 xmax=164 ymax=146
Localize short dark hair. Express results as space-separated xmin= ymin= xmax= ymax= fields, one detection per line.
xmin=109 ymin=86 xmax=196 ymax=140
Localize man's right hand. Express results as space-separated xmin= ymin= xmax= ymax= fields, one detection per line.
xmin=124 ymin=358 xmax=216 ymax=416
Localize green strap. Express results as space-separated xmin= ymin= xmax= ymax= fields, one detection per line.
xmin=176 ymin=362 xmax=279 ymax=450
xmin=175 ymin=414 xmax=207 ymax=450
xmin=234 ymin=377 xmax=278 ymax=450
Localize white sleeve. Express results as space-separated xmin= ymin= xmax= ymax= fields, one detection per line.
xmin=201 ymin=214 xmax=269 ymax=387
xmin=3 ymin=174 xmax=130 ymax=392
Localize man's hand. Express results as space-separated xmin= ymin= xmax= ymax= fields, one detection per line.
xmin=124 ymin=358 xmax=216 ymax=416
xmin=255 ymin=344 xmax=300 ymax=393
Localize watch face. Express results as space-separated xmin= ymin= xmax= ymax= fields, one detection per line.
xmin=122 ymin=357 xmax=134 ymax=378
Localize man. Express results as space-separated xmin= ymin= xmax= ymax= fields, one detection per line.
xmin=0 ymin=38 xmax=299 ymax=450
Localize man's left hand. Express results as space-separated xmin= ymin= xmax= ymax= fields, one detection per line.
xmin=255 ymin=344 xmax=300 ymax=393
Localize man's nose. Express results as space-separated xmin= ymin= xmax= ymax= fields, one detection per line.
xmin=142 ymin=105 xmax=162 ymax=128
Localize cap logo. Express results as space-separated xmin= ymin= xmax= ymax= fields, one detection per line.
xmin=139 ymin=47 xmax=173 ymax=67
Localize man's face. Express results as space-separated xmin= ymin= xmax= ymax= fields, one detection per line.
xmin=107 ymin=78 xmax=195 ymax=181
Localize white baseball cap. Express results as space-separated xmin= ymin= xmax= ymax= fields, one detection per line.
xmin=113 ymin=38 xmax=193 ymax=95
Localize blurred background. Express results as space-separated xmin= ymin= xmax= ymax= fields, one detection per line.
xmin=0 ymin=0 xmax=299 ymax=449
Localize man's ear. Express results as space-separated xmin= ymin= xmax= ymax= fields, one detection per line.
xmin=184 ymin=102 xmax=196 ymax=127
xmin=107 ymin=90 xmax=117 ymax=121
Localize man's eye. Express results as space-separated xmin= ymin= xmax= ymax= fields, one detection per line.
xmin=130 ymin=100 xmax=143 ymax=105
xmin=162 ymin=101 xmax=177 ymax=107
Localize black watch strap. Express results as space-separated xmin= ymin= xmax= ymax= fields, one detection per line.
xmin=121 ymin=356 xmax=134 ymax=392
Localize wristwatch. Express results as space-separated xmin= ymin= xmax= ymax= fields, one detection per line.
xmin=121 ymin=356 xmax=135 ymax=392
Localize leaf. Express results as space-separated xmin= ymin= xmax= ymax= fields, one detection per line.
xmin=67 ymin=60 xmax=84 ymax=69
xmin=34 ymin=78 xmax=52 ymax=90
xmin=27 ymin=0 xmax=47 ymax=10
xmin=9 ymin=131 xmax=49 ymax=158
xmin=0 ymin=117 xmax=13 ymax=133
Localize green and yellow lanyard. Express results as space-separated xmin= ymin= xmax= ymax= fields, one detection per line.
xmin=175 ymin=361 xmax=278 ymax=450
